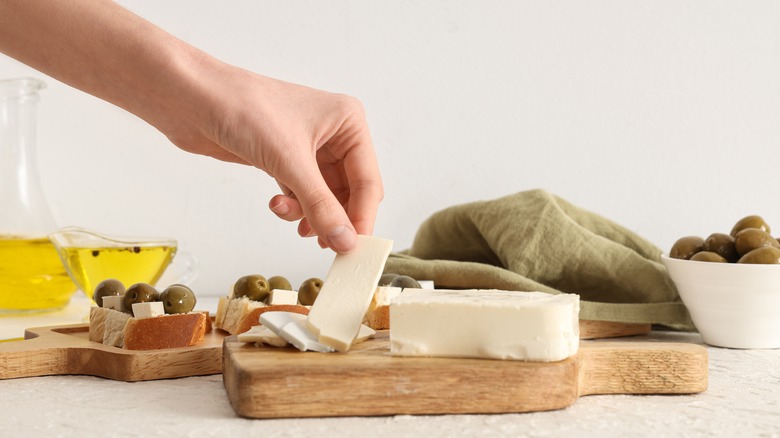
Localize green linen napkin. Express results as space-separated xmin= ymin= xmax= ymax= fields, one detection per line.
xmin=385 ymin=189 xmax=693 ymax=330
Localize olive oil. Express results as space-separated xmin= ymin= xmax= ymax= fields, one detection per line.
xmin=60 ymin=244 xmax=176 ymax=299
xmin=0 ymin=237 xmax=76 ymax=312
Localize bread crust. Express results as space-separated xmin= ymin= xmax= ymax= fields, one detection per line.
xmin=236 ymin=305 xmax=310 ymax=334
xmin=123 ymin=312 xmax=207 ymax=350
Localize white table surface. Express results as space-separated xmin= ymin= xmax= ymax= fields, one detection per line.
xmin=2 ymin=296 xmax=779 ymax=437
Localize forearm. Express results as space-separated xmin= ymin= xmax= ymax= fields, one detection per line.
xmin=0 ymin=0 xmax=218 ymax=133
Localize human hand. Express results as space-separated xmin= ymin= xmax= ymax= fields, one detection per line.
xmin=158 ymin=68 xmax=383 ymax=254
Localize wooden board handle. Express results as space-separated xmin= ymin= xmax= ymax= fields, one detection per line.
xmin=0 ymin=333 xmax=73 ymax=379
xmin=577 ymin=341 xmax=708 ymax=396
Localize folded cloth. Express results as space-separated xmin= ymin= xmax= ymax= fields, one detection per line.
xmin=385 ymin=189 xmax=693 ymax=330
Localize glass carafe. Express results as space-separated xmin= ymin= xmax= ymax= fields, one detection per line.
xmin=0 ymin=78 xmax=76 ymax=314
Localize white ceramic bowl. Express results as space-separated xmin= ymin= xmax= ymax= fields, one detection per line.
xmin=662 ymin=255 xmax=780 ymax=349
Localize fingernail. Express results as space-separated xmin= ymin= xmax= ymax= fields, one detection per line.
xmin=270 ymin=201 xmax=289 ymax=215
xmin=328 ymin=225 xmax=357 ymax=253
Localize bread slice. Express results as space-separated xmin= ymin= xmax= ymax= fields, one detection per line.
xmin=89 ymin=306 xmax=207 ymax=350
xmin=364 ymin=286 xmax=402 ymax=330
xmin=235 ymin=305 xmax=309 ymax=335
xmin=123 ymin=312 xmax=206 ymax=350
xmin=214 ymin=297 xmax=267 ymax=335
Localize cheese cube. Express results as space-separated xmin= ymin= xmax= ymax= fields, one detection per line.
xmin=390 ymin=289 xmax=579 ymax=362
xmin=101 ymin=295 xmax=127 ymax=312
xmin=306 ymin=235 xmax=393 ymax=351
xmin=131 ymin=301 xmax=165 ymax=319
xmin=269 ymin=289 xmax=298 ymax=305
xmin=417 ymin=280 xmax=435 ymax=289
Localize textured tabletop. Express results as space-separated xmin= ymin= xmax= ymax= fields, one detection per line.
xmin=2 ymin=300 xmax=779 ymax=437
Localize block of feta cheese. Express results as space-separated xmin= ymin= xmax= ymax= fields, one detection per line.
xmin=390 ymin=289 xmax=579 ymax=362
xmin=268 ymin=289 xmax=298 ymax=305
xmin=306 ymin=235 xmax=393 ymax=351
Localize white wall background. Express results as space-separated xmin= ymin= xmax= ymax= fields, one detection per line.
xmin=2 ymin=1 xmax=780 ymax=296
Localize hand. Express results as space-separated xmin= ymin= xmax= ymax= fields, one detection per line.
xmin=0 ymin=0 xmax=383 ymax=254
xmin=159 ymin=69 xmax=384 ymax=254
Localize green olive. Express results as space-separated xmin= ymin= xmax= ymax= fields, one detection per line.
xmin=298 ymin=277 xmax=323 ymax=306
xmin=160 ymin=284 xmax=197 ymax=314
xmin=123 ymin=283 xmax=159 ymax=310
xmin=730 ymin=215 xmax=771 ymax=237
xmin=701 ymin=233 xmax=739 ymax=263
xmin=233 ymin=275 xmax=270 ymax=302
xmin=669 ymin=236 xmax=704 ymax=260
xmin=268 ymin=275 xmax=293 ymax=291
xmin=734 ymin=228 xmax=780 ymax=256
xmin=389 ymin=275 xmax=421 ymax=289
xmin=737 ymin=246 xmax=780 ymax=264
xmin=690 ymin=251 xmax=728 ymax=263
xmin=92 ymin=279 xmax=126 ymax=307
xmin=378 ymin=273 xmax=399 ymax=286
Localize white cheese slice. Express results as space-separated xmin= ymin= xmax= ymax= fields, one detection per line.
xmin=237 ymin=325 xmax=289 ymax=347
xmin=131 ymin=301 xmax=165 ymax=319
xmin=306 ymin=235 xmax=393 ymax=351
xmin=260 ymin=311 xmax=334 ymax=352
xmin=390 ymin=289 xmax=580 ymax=362
xmin=268 ymin=289 xmax=298 ymax=305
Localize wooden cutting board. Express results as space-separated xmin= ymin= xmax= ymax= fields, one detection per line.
xmin=0 ymin=322 xmax=226 ymax=381
xmin=223 ymin=330 xmax=708 ymax=418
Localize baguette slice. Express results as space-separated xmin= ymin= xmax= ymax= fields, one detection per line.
xmin=123 ymin=312 xmax=207 ymax=350
xmin=215 ymin=297 xmax=267 ymax=334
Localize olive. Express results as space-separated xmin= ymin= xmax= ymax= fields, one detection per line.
xmin=730 ymin=215 xmax=771 ymax=237
xmin=669 ymin=236 xmax=704 ymax=260
xmin=701 ymin=233 xmax=739 ymax=263
xmin=389 ymin=275 xmax=421 ymax=289
xmin=123 ymin=283 xmax=159 ymax=310
xmin=160 ymin=284 xmax=197 ymax=314
xmin=378 ymin=273 xmax=399 ymax=286
xmin=268 ymin=275 xmax=293 ymax=291
xmin=233 ymin=275 xmax=270 ymax=302
xmin=737 ymin=246 xmax=780 ymax=264
xmin=93 ymin=279 xmax=126 ymax=307
xmin=298 ymin=277 xmax=323 ymax=306
xmin=734 ymin=228 xmax=780 ymax=256
xmin=689 ymin=251 xmax=728 ymax=263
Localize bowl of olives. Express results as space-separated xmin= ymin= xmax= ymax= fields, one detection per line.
xmin=662 ymin=215 xmax=780 ymax=349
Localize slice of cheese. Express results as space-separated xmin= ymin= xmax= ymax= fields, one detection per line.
xmin=390 ymin=289 xmax=580 ymax=362
xmin=260 ymin=311 xmax=334 ymax=352
xmin=306 ymin=235 xmax=393 ymax=351
xmin=237 ymin=325 xmax=289 ymax=347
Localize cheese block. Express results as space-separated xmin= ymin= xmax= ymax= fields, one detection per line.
xmin=235 ymin=304 xmax=309 ymax=335
xmin=364 ymin=286 xmax=402 ymax=330
xmin=390 ymin=289 xmax=580 ymax=362
xmin=131 ymin=301 xmax=165 ymax=319
xmin=215 ymin=297 xmax=267 ymax=334
xmin=306 ymin=235 xmax=393 ymax=351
